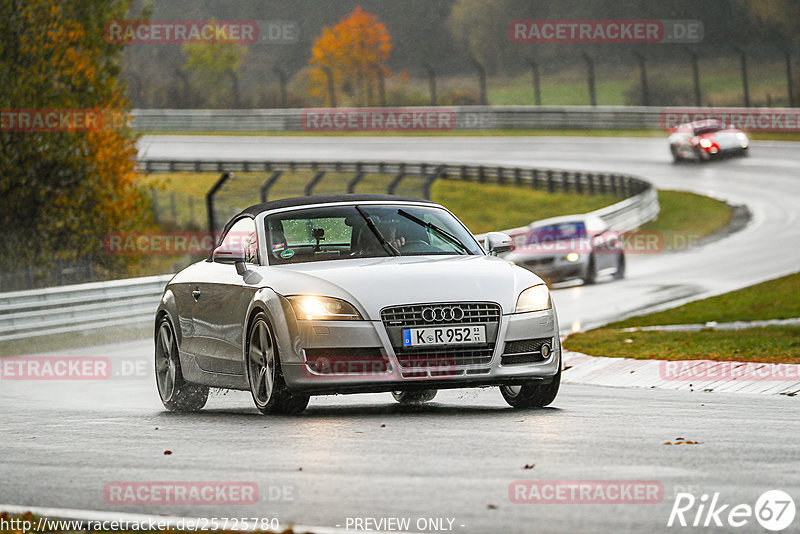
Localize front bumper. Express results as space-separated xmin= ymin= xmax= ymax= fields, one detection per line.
xmin=280 ymin=309 xmax=560 ymax=394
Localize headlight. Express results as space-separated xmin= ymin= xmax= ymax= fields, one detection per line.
xmin=736 ymin=132 xmax=748 ymax=147
xmin=699 ymin=138 xmax=712 ymax=148
xmin=287 ymin=296 xmax=362 ymax=321
xmin=565 ymin=251 xmax=580 ymax=262
xmin=515 ymin=285 xmax=551 ymax=313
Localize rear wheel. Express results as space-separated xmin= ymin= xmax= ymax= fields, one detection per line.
xmin=670 ymin=145 xmax=681 ymax=162
xmin=155 ymin=317 xmax=208 ymax=412
xmin=613 ymin=253 xmax=626 ymax=280
xmin=500 ymin=366 xmax=561 ymax=409
xmin=392 ymin=390 xmax=437 ymax=404
xmin=246 ymin=312 xmax=309 ymax=415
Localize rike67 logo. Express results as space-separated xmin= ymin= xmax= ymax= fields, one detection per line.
xmin=668 ymin=490 xmax=796 ymax=531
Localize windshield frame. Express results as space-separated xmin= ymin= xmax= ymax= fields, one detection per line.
xmin=255 ymin=201 xmax=484 ymax=266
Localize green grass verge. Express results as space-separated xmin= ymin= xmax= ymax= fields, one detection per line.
xmin=636 ymin=190 xmax=732 ymax=248
xmin=431 ymin=181 xmax=617 ymax=234
xmin=138 ymin=171 xmax=620 ymax=235
xmin=611 ymin=272 xmax=800 ymax=328
xmin=136 ymin=129 xmax=800 ymax=141
xmin=564 ymin=326 xmax=800 ymax=364
xmin=564 ymin=271 xmax=800 ymax=364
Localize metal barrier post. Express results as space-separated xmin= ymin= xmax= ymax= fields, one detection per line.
xmin=260 ymin=170 xmax=283 ymax=202
xmin=206 ymin=171 xmax=233 ymax=233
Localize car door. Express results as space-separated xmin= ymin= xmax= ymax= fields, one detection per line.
xmin=190 ymin=217 xmax=262 ymax=377
xmin=169 ymin=263 xmax=201 ymax=357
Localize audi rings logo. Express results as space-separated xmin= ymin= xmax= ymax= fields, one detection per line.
xmin=421 ymin=306 xmax=465 ymax=323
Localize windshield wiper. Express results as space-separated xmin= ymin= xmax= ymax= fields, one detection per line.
xmin=397 ymin=209 xmax=469 ymax=255
xmin=355 ymin=206 xmax=400 ymax=256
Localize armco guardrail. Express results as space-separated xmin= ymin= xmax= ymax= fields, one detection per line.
xmin=131 ymin=105 xmax=799 ymax=132
xmin=1 ymin=159 xmax=658 ymax=341
xmin=132 ymin=106 xmax=661 ymax=131
xmin=0 ymin=275 xmax=173 ymax=342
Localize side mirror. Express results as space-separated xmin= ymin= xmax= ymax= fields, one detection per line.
xmin=485 ymin=232 xmax=512 ymax=256
xmin=212 ymin=245 xmax=246 ymax=268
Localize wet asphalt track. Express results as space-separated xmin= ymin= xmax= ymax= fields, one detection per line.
xmin=1 ymin=137 xmax=799 ymax=533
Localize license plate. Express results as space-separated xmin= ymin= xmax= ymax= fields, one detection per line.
xmin=403 ymin=325 xmax=486 ymax=347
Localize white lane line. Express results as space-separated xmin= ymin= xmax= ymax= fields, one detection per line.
xmin=0 ymin=504 xmax=365 ymax=534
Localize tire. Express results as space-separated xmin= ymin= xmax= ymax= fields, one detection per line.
xmin=613 ymin=253 xmax=626 ymax=280
xmin=392 ymin=390 xmax=437 ymax=404
xmin=582 ymin=254 xmax=597 ymax=285
xmin=155 ymin=316 xmax=208 ymax=412
xmin=246 ymin=312 xmax=309 ymax=415
xmin=500 ymin=365 xmax=561 ymax=409
xmin=670 ymin=145 xmax=681 ymax=162
xmin=694 ymin=146 xmax=709 ymax=162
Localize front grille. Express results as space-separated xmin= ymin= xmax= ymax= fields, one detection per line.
xmin=395 ymin=346 xmax=494 ymax=369
xmin=381 ymin=302 xmax=501 ymax=327
xmin=381 ymin=302 xmax=501 ymax=372
xmin=501 ymin=337 xmax=552 ymax=366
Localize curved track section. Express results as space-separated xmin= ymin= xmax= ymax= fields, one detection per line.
xmin=139 ymin=135 xmax=800 ymax=331
xmin=1 ymin=137 xmax=798 ymax=533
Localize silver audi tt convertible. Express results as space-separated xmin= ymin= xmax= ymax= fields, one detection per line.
xmin=154 ymin=194 xmax=561 ymax=414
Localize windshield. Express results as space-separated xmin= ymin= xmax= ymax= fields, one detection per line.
xmin=264 ymin=204 xmax=482 ymax=264
xmin=526 ymin=221 xmax=587 ymax=244
xmin=694 ymin=124 xmax=723 ymax=135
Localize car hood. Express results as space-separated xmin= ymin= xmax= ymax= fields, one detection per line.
xmin=705 ymin=129 xmax=746 ymax=149
xmin=259 ymin=255 xmax=543 ymax=319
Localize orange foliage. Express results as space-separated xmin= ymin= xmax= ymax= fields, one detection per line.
xmin=309 ymin=7 xmax=392 ymax=106
xmin=0 ymin=0 xmax=152 ymax=275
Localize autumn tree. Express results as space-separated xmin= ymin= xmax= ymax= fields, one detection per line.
xmin=0 ymin=0 xmax=152 ymax=280
xmin=309 ymin=7 xmax=392 ymax=107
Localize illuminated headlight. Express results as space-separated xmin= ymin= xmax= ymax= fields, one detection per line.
xmin=515 ymin=285 xmax=551 ymax=313
xmin=699 ymin=139 xmax=712 ymax=149
xmin=736 ymin=132 xmax=748 ymax=147
xmin=287 ymin=296 xmax=362 ymax=321
xmin=565 ymin=252 xmax=580 ymax=262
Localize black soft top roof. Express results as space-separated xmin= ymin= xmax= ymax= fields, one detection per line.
xmin=237 ymin=194 xmax=435 ymax=218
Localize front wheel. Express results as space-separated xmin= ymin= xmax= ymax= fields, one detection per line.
xmin=582 ymin=255 xmax=597 ymax=285
xmin=155 ymin=317 xmax=208 ymax=412
xmin=500 ymin=366 xmax=560 ymax=409
xmin=246 ymin=312 xmax=309 ymax=415
xmin=392 ymin=390 xmax=437 ymax=404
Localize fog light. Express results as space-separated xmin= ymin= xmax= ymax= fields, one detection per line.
xmin=541 ymin=343 xmax=551 ymax=358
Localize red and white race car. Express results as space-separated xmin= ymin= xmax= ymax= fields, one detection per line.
xmin=668 ymin=119 xmax=749 ymax=162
